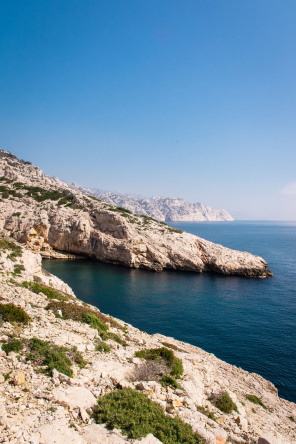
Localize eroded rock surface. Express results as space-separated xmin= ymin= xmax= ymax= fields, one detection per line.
xmin=0 ymin=149 xmax=271 ymax=277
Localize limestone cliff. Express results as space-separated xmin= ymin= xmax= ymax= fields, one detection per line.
xmin=0 ymin=148 xmax=271 ymax=277
xmin=88 ymin=192 xmax=234 ymax=222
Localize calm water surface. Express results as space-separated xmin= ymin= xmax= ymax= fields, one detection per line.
xmin=43 ymin=221 xmax=296 ymax=403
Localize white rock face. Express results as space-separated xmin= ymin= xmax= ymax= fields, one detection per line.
xmin=0 ymin=149 xmax=270 ymax=277
xmin=91 ymin=192 xmax=234 ymax=222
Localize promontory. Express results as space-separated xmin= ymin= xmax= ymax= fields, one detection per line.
xmin=0 ymin=149 xmax=271 ymax=278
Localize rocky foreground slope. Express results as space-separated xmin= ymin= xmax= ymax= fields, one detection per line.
xmin=0 ymin=240 xmax=295 ymax=444
xmin=0 ymin=149 xmax=270 ymax=277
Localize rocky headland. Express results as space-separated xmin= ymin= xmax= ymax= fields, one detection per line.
xmin=0 ymin=149 xmax=271 ymax=277
xmin=0 ymin=239 xmax=295 ymax=444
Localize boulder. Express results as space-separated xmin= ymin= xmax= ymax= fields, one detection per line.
xmin=52 ymin=386 xmax=96 ymax=410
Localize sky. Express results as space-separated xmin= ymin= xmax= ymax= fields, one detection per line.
xmin=0 ymin=1 xmax=296 ymax=220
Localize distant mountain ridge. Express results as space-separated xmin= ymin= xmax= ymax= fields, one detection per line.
xmin=65 ymin=184 xmax=234 ymax=222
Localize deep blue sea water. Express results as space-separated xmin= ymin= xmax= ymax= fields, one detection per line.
xmin=43 ymin=221 xmax=296 ymax=403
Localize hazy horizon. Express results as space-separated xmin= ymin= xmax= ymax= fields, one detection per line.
xmin=1 ymin=1 xmax=296 ymax=220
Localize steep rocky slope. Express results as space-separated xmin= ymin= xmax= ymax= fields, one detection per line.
xmin=0 ymin=149 xmax=270 ymax=277
xmin=0 ymin=240 xmax=294 ymax=444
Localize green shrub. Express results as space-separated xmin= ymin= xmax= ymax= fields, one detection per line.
xmin=0 ymin=303 xmax=31 ymax=324
xmin=25 ymin=186 xmax=74 ymax=203
xmin=88 ymin=195 xmax=102 ymax=202
xmin=46 ymin=300 xmax=115 ymax=326
xmin=161 ymin=342 xmax=185 ymax=353
xmin=171 ymin=358 xmax=183 ymax=378
xmin=0 ymin=238 xmax=22 ymax=257
xmin=2 ymin=338 xmax=24 ymax=354
xmin=135 ymin=347 xmax=183 ymax=378
xmin=109 ymin=206 xmax=132 ymax=215
xmin=92 ymin=388 xmax=203 ymax=443
xmin=13 ymin=264 xmax=25 ymax=275
xmin=26 ymin=338 xmax=73 ymax=377
xmin=196 ymin=406 xmax=215 ymax=421
xmin=245 ymin=394 xmax=267 ymax=409
xmin=12 ymin=182 xmax=23 ymax=188
xmin=83 ymin=312 xmax=108 ymax=332
xmin=0 ymin=176 xmax=13 ymax=183
xmin=160 ymin=375 xmax=180 ymax=389
xmin=57 ymin=197 xmax=72 ymax=206
xmin=289 ymin=416 xmax=295 ymax=422
xmin=21 ymin=281 xmax=69 ymax=301
xmin=46 ymin=302 xmax=126 ymax=344
xmin=100 ymin=330 xmax=127 ymax=346
xmin=95 ymin=340 xmax=111 ymax=353
xmin=69 ymin=346 xmax=88 ymax=368
xmin=213 ymin=393 xmax=238 ymax=414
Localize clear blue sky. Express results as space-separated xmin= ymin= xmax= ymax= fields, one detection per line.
xmin=1 ymin=1 xmax=296 ymax=219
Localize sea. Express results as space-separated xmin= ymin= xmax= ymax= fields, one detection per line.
xmin=43 ymin=221 xmax=296 ymax=404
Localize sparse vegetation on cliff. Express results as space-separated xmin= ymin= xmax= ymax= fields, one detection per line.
xmin=245 ymin=394 xmax=268 ymax=410
xmin=92 ymin=388 xmax=203 ymax=443
xmin=0 ymin=238 xmax=22 ymax=258
xmin=211 ymin=392 xmax=238 ymax=414
xmin=135 ymin=347 xmax=183 ymax=378
xmin=0 ymin=303 xmax=31 ymax=324
xmin=21 ymin=281 xmax=70 ymax=301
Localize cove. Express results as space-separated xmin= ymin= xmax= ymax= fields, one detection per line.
xmin=43 ymin=221 xmax=296 ymax=403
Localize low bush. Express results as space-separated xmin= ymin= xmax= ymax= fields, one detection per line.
xmin=21 ymin=281 xmax=69 ymax=301
xmin=0 ymin=303 xmax=31 ymax=324
xmin=109 ymin=206 xmax=132 ymax=215
xmin=95 ymin=340 xmax=110 ymax=353
xmin=83 ymin=312 xmax=108 ymax=332
xmin=47 ymin=301 xmax=114 ymax=327
xmin=2 ymin=338 xmax=24 ymax=354
xmin=131 ymin=361 xmax=167 ymax=383
xmin=161 ymin=342 xmax=185 ymax=353
xmin=47 ymin=301 xmax=126 ymax=345
xmin=245 ymin=394 xmax=267 ymax=409
xmin=196 ymin=406 xmax=215 ymax=421
xmin=88 ymin=195 xmax=102 ymax=202
xmin=135 ymin=347 xmax=183 ymax=378
xmin=13 ymin=264 xmax=25 ymax=276
xmin=68 ymin=346 xmax=88 ymax=368
xmin=100 ymin=330 xmax=127 ymax=346
xmin=92 ymin=388 xmax=203 ymax=443
xmin=24 ymin=186 xmax=73 ymax=203
xmin=1 ymin=335 xmax=86 ymax=376
xmin=211 ymin=392 xmax=238 ymax=414
xmin=26 ymin=338 xmax=86 ymax=376
xmin=0 ymin=238 xmax=22 ymax=257
xmin=160 ymin=375 xmax=180 ymax=389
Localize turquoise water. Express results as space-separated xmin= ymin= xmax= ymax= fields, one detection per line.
xmin=43 ymin=221 xmax=296 ymax=403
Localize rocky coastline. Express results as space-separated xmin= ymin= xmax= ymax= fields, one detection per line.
xmin=0 ymin=239 xmax=295 ymax=444
xmin=0 ymin=149 xmax=271 ymax=278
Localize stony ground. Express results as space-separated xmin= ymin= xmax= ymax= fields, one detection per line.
xmin=0 ymin=242 xmax=295 ymax=444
